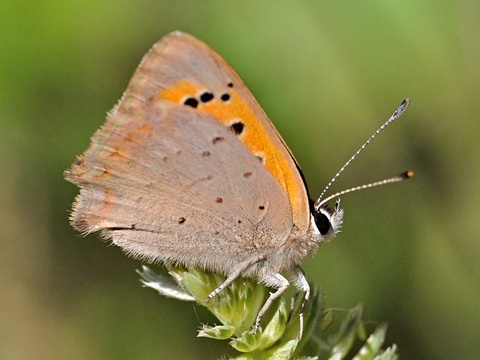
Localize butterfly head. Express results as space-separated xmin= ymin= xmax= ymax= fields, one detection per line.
xmin=311 ymin=198 xmax=343 ymax=242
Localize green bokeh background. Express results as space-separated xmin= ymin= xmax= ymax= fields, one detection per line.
xmin=1 ymin=1 xmax=478 ymax=359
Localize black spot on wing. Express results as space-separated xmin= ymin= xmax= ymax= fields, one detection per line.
xmin=212 ymin=136 xmax=225 ymax=144
xmin=200 ymin=92 xmax=214 ymax=103
xmin=184 ymin=97 xmax=198 ymax=108
xmin=229 ymin=121 xmax=245 ymax=136
xmin=255 ymin=154 xmax=265 ymax=164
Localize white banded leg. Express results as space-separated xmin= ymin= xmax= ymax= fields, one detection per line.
xmin=205 ymin=254 xmax=266 ymax=302
xmin=291 ymin=265 xmax=310 ymax=339
xmin=253 ymin=273 xmax=290 ymax=333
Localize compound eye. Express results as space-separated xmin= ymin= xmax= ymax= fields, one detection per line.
xmin=314 ymin=211 xmax=331 ymax=235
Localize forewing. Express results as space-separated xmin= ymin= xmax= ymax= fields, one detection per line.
xmin=66 ymin=102 xmax=293 ymax=274
xmin=122 ymin=31 xmax=311 ymax=233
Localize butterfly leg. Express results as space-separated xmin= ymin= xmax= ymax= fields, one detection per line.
xmin=288 ymin=290 xmax=300 ymax=321
xmin=253 ymin=273 xmax=290 ymax=334
xmin=289 ymin=267 xmax=307 ymax=319
xmin=204 ymin=254 xmax=267 ymax=302
xmin=291 ymin=265 xmax=310 ymax=339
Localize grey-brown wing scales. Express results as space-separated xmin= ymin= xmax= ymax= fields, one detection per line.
xmin=66 ymin=102 xmax=293 ymax=275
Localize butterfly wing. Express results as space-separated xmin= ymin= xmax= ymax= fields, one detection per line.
xmin=66 ymin=100 xmax=294 ymax=275
xmin=65 ymin=31 xmax=315 ymax=276
xmin=126 ymin=31 xmax=311 ymax=233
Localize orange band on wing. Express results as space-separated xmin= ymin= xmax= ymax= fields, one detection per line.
xmin=159 ymin=81 xmax=304 ymax=219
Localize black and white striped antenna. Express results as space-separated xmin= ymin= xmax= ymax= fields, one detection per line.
xmin=315 ymin=98 xmax=413 ymax=210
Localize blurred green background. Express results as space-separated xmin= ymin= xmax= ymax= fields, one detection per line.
xmin=1 ymin=1 xmax=479 ymax=359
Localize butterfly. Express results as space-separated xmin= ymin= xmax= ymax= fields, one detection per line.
xmin=65 ymin=31 xmax=411 ymax=334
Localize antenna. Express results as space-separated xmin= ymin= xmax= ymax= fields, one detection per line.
xmin=317 ymin=170 xmax=414 ymax=208
xmin=314 ymin=98 xmax=411 ymax=210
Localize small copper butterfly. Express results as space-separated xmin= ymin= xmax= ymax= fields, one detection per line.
xmin=65 ymin=31 xmax=412 ymax=334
